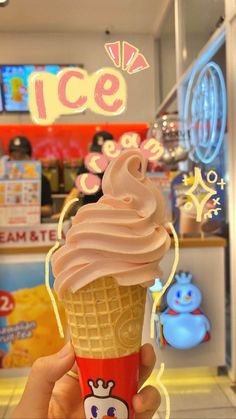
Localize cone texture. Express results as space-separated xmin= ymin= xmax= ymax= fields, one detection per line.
xmin=63 ymin=276 xmax=147 ymax=358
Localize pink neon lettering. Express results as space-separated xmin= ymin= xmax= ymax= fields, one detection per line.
xmin=140 ymin=138 xmax=164 ymax=161
xmin=105 ymin=42 xmax=121 ymax=66
xmin=85 ymin=152 xmax=108 ymax=174
xmin=35 ymin=80 xmax=47 ymax=119
xmin=123 ymin=42 xmax=138 ymax=70
xmin=75 ymin=173 xmax=101 ymax=195
xmin=58 ymin=71 xmax=87 ymax=109
xmin=102 ymin=140 xmax=121 ymax=160
xmin=119 ymin=132 xmax=141 ymax=149
xmin=94 ymin=73 xmax=123 ymax=112
xmin=128 ymin=53 xmax=149 ymax=74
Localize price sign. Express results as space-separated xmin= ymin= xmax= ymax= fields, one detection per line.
xmin=0 ymin=290 xmax=15 ymax=316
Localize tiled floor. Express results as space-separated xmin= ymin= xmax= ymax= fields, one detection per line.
xmin=1 ymin=370 xmax=236 ymax=418
xmin=152 ymin=369 xmax=236 ymax=419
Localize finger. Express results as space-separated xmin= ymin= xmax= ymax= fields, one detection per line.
xmin=138 ymin=343 xmax=156 ymax=388
xmin=49 ymin=360 xmax=85 ymax=419
xmin=53 ymin=361 xmax=81 ymax=402
xmin=12 ymin=342 xmax=75 ymax=419
xmin=133 ymin=385 xmax=161 ymax=419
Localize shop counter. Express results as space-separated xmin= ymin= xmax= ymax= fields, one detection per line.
xmin=0 ymin=233 xmax=226 ymax=371
xmin=143 ymin=236 xmax=227 ymax=369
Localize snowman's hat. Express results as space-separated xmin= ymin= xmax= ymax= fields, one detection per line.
xmin=175 ymin=271 xmax=192 ymax=284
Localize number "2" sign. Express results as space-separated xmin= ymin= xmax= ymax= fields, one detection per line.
xmin=0 ymin=291 xmax=15 ymax=317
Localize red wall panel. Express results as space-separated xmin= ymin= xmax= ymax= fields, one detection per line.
xmin=0 ymin=123 xmax=149 ymax=159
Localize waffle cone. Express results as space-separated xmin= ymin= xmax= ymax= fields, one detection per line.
xmin=62 ymin=276 xmax=147 ymax=358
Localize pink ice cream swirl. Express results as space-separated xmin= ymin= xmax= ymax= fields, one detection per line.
xmin=52 ymin=150 xmax=171 ymax=299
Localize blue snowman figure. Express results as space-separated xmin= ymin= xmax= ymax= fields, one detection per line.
xmin=160 ymin=271 xmax=210 ymax=350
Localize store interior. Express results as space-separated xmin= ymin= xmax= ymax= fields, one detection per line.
xmin=1 ymin=0 xmax=236 ymax=418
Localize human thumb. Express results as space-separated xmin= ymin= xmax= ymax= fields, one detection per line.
xmin=11 ymin=341 xmax=75 ymax=419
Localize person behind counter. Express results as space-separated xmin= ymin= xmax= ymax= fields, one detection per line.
xmin=8 ymin=136 xmax=53 ymax=217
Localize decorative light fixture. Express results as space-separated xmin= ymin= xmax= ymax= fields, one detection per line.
xmin=0 ymin=0 xmax=9 ymax=6
xmin=184 ymin=61 xmax=226 ymax=164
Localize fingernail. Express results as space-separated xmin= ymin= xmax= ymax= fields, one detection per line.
xmin=58 ymin=341 xmax=72 ymax=358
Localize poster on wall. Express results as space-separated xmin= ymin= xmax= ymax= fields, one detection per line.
xmin=0 ymin=257 xmax=66 ymax=368
xmin=0 ymin=160 xmax=41 ymax=225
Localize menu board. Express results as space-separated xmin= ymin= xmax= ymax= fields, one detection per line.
xmin=0 ymin=160 xmax=41 ymax=225
xmin=1 ymin=65 xmax=78 ymax=112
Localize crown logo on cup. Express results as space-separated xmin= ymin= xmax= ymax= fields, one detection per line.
xmin=88 ymin=379 xmax=115 ymax=398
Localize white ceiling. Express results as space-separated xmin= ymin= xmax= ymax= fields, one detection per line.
xmin=0 ymin=0 xmax=170 ymax=35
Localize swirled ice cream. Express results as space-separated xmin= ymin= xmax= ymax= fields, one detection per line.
xmin=52 ymin=150 xmax=170 ymax=299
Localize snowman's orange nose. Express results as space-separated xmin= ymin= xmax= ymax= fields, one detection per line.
xmin=102 ymin=416 xmax=117 ymax=419
xmin=185 ymin=295 xmax=192 ymax=300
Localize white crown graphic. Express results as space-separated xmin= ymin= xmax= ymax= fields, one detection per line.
xmin=88 ymin=379 xmax=115 ymax=397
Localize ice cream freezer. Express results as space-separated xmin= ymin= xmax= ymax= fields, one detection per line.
xmin=143 ymin=237 xmax=227 ymax=369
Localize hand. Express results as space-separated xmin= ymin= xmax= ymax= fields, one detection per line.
xmin=11 ymin=342 xmax=161 ymax=419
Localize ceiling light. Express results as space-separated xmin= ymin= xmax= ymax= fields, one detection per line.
xmin=0 ymin=0 xmax=9 ymax=6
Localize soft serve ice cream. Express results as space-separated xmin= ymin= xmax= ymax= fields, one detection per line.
xmin=51 ymin=149 xmax=171 ymax=419
xmin=52 ymin=149 xmax=170 ymax=298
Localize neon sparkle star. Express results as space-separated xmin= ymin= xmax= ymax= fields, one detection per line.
xmin=185 ymin=167 xmax=217 ymax=222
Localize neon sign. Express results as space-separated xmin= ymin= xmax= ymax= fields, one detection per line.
xmin=28 ymin=67 xmax=127 ymax=125
xmin=184 ymin=62 xmax=226 ymax=164
xmin=76 ymin=134 xmax=164 ymax=195
xmin=28 ymin=41 xmax=150 ymax=125
xmin=104 ymin=41 xmax=149 ymax=74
